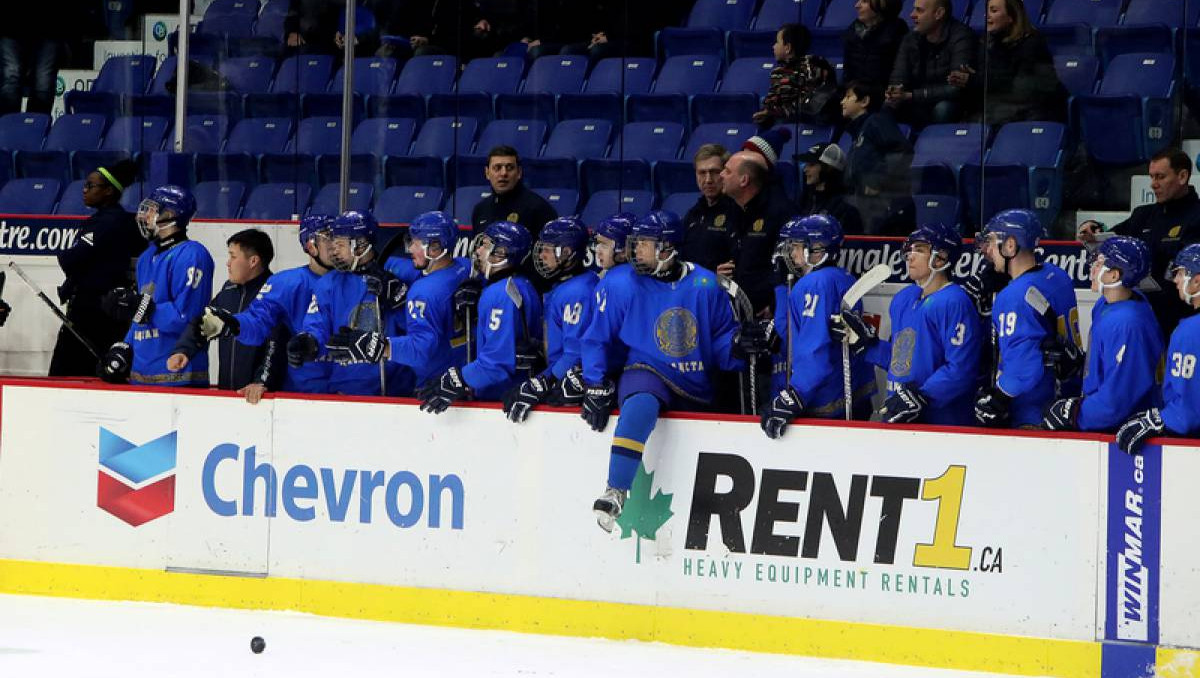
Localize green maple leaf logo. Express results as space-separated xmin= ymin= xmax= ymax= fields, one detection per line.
xmin=615 ymin=463 xmax=674 ymax=564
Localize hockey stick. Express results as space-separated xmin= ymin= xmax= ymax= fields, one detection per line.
xmin=717 ymin=274 xmax=757 ymax=415
xmin=7 ymin=261 xmax=102 ymax=359
xmin=840 ymin=264 xmax=892 ymax=420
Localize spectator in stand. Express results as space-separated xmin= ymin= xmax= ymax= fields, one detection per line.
xmin=50 ymin=160 xmax=145 ymax=377
xmin=795 ymin=143 xmax=864 ymax=235
xmin=169 ymin=230 xmax=284 ymax=397
xmin=842 ymin=0 xmax=909 ymax=89
xmin=722 ymin=130 xmax=798 ymax=315
xmin=470 ymin=145 xmax=558 ymax=240
xmin=681 ymin=144 xmax=739 ymax=277
xmin=0 ymin=2 xmax=69 ymax=115
xmin=285 ymin=0 xmax=386 ymax=56
xmin=841 ymin=80 xmax=913 ymax=234
xmin=947 ymin=0 xmax=1066 ymax=125
xmin=886 ymin=0 xmax=977 ymax=128
xmin=1078 ymin=148 xmax=1200 ymax=337
xmin=558 ymin=1 xmax=625 ymax=64
xmin=752 ymin=24 xmax=837 ymax=129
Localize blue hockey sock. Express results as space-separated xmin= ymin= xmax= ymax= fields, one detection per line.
xmin=607 ymin=392 xmax=661 ymax=491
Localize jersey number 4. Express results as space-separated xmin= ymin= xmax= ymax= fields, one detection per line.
xmin=1171 ymin=352 xmax=1196 ymax=379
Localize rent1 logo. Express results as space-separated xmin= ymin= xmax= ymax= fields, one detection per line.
xmin=683 ymin=453 xmax=999 ymax=595
xmin=200 ymin=444 xmax=464 ymax=529
xmin=97 ymin=429 xmax=178 ymax=526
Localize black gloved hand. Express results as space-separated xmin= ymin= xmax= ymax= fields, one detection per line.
xmin=548 ymin=366 xmax=587 ymax=406
xmin=962 ymin=263 xmax=1010 ymax=317
xmin=760 ymin=386 xmax=805 ymax=439
xmin=453 ymin=279 xmax=484 ymax=315
xmin=98 ymin=342 xmax=132 ymax=383
xmin=581 ymin=379 xmax=617 ymax=432
xmin=502 ymin=374 xmax=555 ymax=423
xmin=362 ymin=267 xmax=408 ymax=311
xmin=325 ymin=326 xmax=386 ymax=365
xmin=286 ymin=332 xmax=320 ymax=368
xmin=199 ymin=305 xmax=240 ymax=340
xmin=974 ymin=387 xmax=1012 ymax=427
xmin=1042 ymin=397 xmax=1082 ymax=431
xmin=734 ymin=320 xmax=772 ymax=359
xmin=829 ymin=310 xmax=877 ymax=356
xmin=417 ymin=366 xmax=471 ymax=414
xmin=0 ymin=299 xmax=10 ymax=327
xmin=1042 ymin=335 xmax=1084 ymax=382
xmin=1116 ymin=408 xmax=1165 ymax=455
xmin=874 ymin=384 xmax=928 ymax=424
xmin=515 ymin=338 xmax=544 ymax=373
xmin=102 ymin=287 xmax=154 ymax=324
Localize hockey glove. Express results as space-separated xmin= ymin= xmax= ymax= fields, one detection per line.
xmin=515 ymin=338 xmax=545 ymax=374
xmin=581 ymin=379 xmax=617 ymax=432
xmin=733 ymin=320 xmax=773 ymax=360
xmin=1042 ymin=397 xmax=1082 ymax=431
xmin=874 ymin=385 xmax=928 ymax=424
xmin=549 ymin=366 xmax=587 ymax=406
xmin=98 ymin=342 xmax=132 ymax=384
xmin=1042 ymin=336 xmax=1084 ymax=382
xmin=0 ymin=299 xmax=9 ymax=327
xmin=325 ymin=326 xmax=386 ymax=365
xmin=829 ymin=310 xmax=877 ymax=356
xmin=502 ymin=374 xmax=555 ymax=423
xmin=961 ymin=264 xmax=1009 ymax=318
xmin=1116 ymin=408 xmax=1165 ymax=455
xmin=453 ymin=279 xmax=484 ymax=315
xmin=760 ymin=386 xmax=805 ymax=439
xmin=102 ymin=287 xmax=155 ymax=324
xmin=362 ymin=268 xmax=408 ymax=311
xmin=417 ymin=367 xmax=471 ymax=414
xmin=286 ymin=333 xmax=320 ymax=368
xmin=974 ymin=387 xmax=1013 ymax=427
xmin=199 ymin=305 xmax=240 ymax=340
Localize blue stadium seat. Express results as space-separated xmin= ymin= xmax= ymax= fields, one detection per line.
xmin=584 ymin=58 xmax=657 ymax=94
xmin=193 ymin=181 xmax=247 ymax=219
xmin=103 ymin=115 xmax=169 ymax=152
xmin=16 ymin=114 xmax=106 ymax=184
xmin=653 ymin=160 xmax=696 ymax=200
xmin=412 ymin=116 xmax=478 ymax=158
xmin=960 ymin=122 xmax=1067 ymax=229
xmin=1096 ymin=26 xmax=1175 ymax=68
xmin=384 ymin=156 xmax=445 ymax=189
xmin=721 ymin=57 xmax=776 ymax=97
xmin=448 ymin=155 xmax=490 ymax=190
xmin=1044 ymin=0 xmax=1122 ymax=26
xmin=198 ymin=13 xmax=255 ymax=39
xmin=533 ymin=188 xmax=579 ymax=216
xmin=657 ymin=28 xmax=726 ymax=61
xmin=821 ymin=0 xmax=859 ymax=27
xmin=204 ymin=0 xmax=260 ymax=19
xmin=394 ymin=55 xmax=458 ymax=95
xmin=194 ymin=116 xmax=292 ymax=185
xmin=683 ymin=122 xmax=755 ymax=162
xmin=913 ymin=195 xmax=961 ymax=231
xmin=246 ymin=55 xmax=334 ymax=118
xmin=1037 ymin=24 xmax=1095 ymax=56
xmin=613 ymin=121 xmax=686 ymax=162
xmin=366 ymin=94 xmax=426 ymax=125
xmin=472 ymin=119 xmax=547 ymax=159
xmin=1078 ymin=52 xmax=1176 ymax=165
xmin=55 ymin=180 xmax=91 ymax=215
xmin=147 ymin=56 xmax=178 ymax=97
xmin=182 ymin=114 xmax=230 ymax=152
xmin=255 ymin=1 xmax=287 ymax=39
xmin=375 ymin=186 xmax=445 ymax=223
xmin=779 ymin=123 xmax=838 ymax=163
xmin=317 ymin=117 xmax=416 ymax=185
xmin=686 ymin=0 xmax=756 ymax=29
xmin=1124 ymin=0 xmax=1200 ymax=28
xmin=0 ymin=178 xmax=60 ymax=214
xmin=1054 ymin=55 xmax=1100 ymax=96
xmin=448 ymin=186 xmax=493 ymax=223
xmin=429 ymin=57 xmax=524 ymax=123
xmin=310 ymin=182 xmax=374 ymax=215
xmin=652 ymin=55 xmax=722 ymax=95
xmin=556 ymin=93 xmax=623 ymax=127
xmin=0 ymin=113 xmax=50 ymax=155
xmin=261 ymin=116 xmax=342 ymax=187
xmin=690 ymin=93 xmax=759 ymax=125
xmin=544 ymin=119 xmax=612 ymax=159
xmin=119 ymin=182 xmax=151 ymax=213
xmin=909 ymin=123 xmax=988 ymax=196
xmin=330 ymin=57 xmax=398 ymax=95
xmin=661 ymin=192 xmax=700 ymax=219
xmin=580 ymin=159 xmax=653 ymax=199
xmin=219 ymin=56 xmax=277 ymax=94
xmin=242 ymin=183 xmax=313 ymax=220
xmin=522 ymin=157 xmax=578 ymax=190
xmin=65 ymin=55 xmax=156 ymax=115
xmin=580 ymin=189 xmax=654 ymax=225
xmin=496 ymin=55 xmax=588 ymax=123
xmin=755 ymin=0 xmax=823 ymax=31
xmin=726 ymin=30 xmax=776 ymax=61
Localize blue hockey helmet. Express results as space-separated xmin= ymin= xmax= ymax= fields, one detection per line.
xmin=796 ymin=213 xmax=844 ymax=252
xmin=475 ymin=220 xmax=532 ymax=277
xmin=329 ymin=210 xmax=379 ymax=271
xmin=591 ymin=213 xmax=634 ymax=268
xmin=981 ymin=208 xmax=1044 ymax=251
xmin=1170 ymin=243 xmax=1200 ymax=279
xmin=628 ymin=210 xmax=685 ymax=276
xmin=136 ymin=184 xmax=196 ymax=239
xmin=299 ymin=213 xmax=334 ymax=248
xmin=906 ymin=222 xmax=963 ymax=261
xmin=1094 ymin=236 xmax=1150 ymax=288
xmin=534 ymin=216 xmax=589 ymax=278
xmin=407 ymin=210 xmax=458 ymax=263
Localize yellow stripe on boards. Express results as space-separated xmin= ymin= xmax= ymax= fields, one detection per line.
xmin=1158 ymin=647 xmax=1200 ymax=678
xmin=611 ymin=437 xmax=646 ymax=453
xmin=0 ymin=558 xmax=1100 ymax=677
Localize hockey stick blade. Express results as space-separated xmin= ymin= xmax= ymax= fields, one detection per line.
xmin=842 ymin=264 xmax=893 ymax=311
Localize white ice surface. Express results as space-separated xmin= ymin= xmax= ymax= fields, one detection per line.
xmin=0 ymin=593 xmax=1034 ymax=677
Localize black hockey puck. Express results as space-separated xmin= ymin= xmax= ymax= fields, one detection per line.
xmin=250 ymin=636 xmax=265 ymax=654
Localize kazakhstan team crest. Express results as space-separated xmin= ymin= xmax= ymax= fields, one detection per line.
xmin=655 ymin=307 xmax=699 ymax=358
xmin=889 ymin=328 xmax=917 ymax=377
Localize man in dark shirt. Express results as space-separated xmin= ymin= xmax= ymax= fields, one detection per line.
xmin=1079 ymin=148 xmax=1200 ymax=336
xmin=470 ymin=145 xmax=558 ymax=239
xmin=681 ymin=143 xmax=739 ymax=276
xmin=169 ymin=229 xmax=284 ymax=398
xmin=886 ymin=0 xmax=977 ymax=128
xmin=721 ymin=150 xmax=798 ymax=316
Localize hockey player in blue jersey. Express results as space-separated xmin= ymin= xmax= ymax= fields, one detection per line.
xmin=834 ymin=223 xmax=982 ymax=425
xmin=502 ymin=216 xmax=599 ymax=422
xmin=192 ymin=214 xmax=337 ymax=397
xmin=1118 ymin=244 xmax=1200 ymax=452
xmin=1044 ymin=237 xmax=1165 ymax=432
xmin=760 ymin=214 xmax=875 ymax=438
xmin=288 ymin=210 xmax=412 ymax=396
xmin=323 ymin=211 xmax=471 ymax=387
xmin=973 ymin=209 xmax=1082 ymax=428
xmin=417 ymin=220 xmax=544 ymax=412
xmin=580 ymin=211 xmax=758 ymax=531
xmin=98 ymin=185 xmax=214 ymax=387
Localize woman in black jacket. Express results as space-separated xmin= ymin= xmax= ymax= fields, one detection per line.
xmin=948 ymin=0 xmax=1067 ymax=124
xmin=841 ymin=0 xmax=909 ymax=89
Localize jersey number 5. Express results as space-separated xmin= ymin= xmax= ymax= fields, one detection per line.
xmin=1171 ymin=352 xmax=1196 ymax=379
xmin=489 ymin=308 xmax=504 ymax=331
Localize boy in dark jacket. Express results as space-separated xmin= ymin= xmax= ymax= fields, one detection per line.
xmin=842 ymin=80 xmax=913 ymax=234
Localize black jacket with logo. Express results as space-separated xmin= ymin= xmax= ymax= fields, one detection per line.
xmin=732 ymin=185 xmax=798 ymax=314
xmin=1113 ymin=186 xmax=1200 ymax=335
xmin=681 ymin=195 xmax=740 ymax=274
